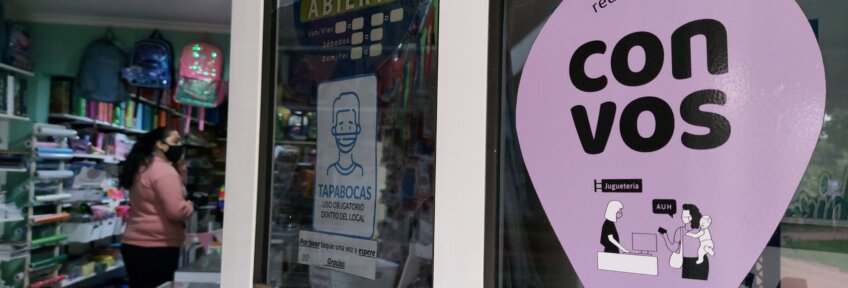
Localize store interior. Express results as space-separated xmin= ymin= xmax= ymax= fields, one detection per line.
xmin=0 ymin=0 xmax=231 ymax=287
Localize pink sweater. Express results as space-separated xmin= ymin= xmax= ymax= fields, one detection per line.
xmin=123 ymin=156 xmax=194 ymax=247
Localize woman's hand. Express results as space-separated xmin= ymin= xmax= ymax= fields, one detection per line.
xmin=177 ymin=160 xmax=189 ymax=184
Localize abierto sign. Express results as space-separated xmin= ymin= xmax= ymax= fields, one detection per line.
xmin=516 ymin=0 xmax=825 ymax=286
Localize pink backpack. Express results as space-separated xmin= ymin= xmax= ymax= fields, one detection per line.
xmin=175 ymin=42 xmax=226 ymax=132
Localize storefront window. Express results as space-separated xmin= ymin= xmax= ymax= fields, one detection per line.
xmin=497 ymin=0 xmax=846 ymax=287
xmin=263 ymin=1 xmax=438 ymax=287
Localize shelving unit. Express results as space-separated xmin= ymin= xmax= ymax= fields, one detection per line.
xmin=27 ymin=123 xmax=77 ymax=287
xmin=0 ymin=63 xmax=35 ymax=77
xmin=39 ymin=119 xmax=132 ymax=286
xmin=276 ymin=140 xmax=316 ymax=146
xmin=48 ymin=114 xmax=147 ymax=135
xmin=60 ymin=262 xmax=124 ymax=287
xmin=72 ymin=154 xmax=124 ymax=164
xmin=0 ymin=167 xmax=27 ymax=173
xmin=0 ymin=113 xmax=30 ymax=122
xmin=134 ymin=96 xmax=216 ymax=126
xmin=0 ymin=62 xmax=33 ymax=126
xmin=280 ymin=102 xmax=317 ymax=112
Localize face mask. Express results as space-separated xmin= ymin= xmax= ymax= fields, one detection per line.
xmin=164 ymin=144 xmax=185 ymax=163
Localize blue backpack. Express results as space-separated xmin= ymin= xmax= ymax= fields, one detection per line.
xmin=122 ymin=30 xmax=172 ymax=89
xmin=74 ymin=34 xmax=130 ymax=103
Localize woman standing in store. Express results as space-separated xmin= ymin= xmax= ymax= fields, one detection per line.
xmin=119 ymin=128 xmax=194 ymax=288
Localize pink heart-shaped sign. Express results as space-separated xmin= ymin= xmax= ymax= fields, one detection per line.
xmin=516 ymin=0 xmax=825 ymax=287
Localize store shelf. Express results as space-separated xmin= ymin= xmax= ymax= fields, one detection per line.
xmin=0 ymin=113 xmax=30 ymax=121
xmin=61 ymin=198 xmax=116 ymax=208
xmin=61 ymin=262 xmax=124 ymax=287
xmin=28 ymin=262 xmax=59 ymax=274
xmin=31 ymin=235 xmax=68 ymax=247
xmin=48 ymin=114 xmax=147 ymax=134
xmin=36 ymin=153 xmax=74 ymax=160
xmin=134 ymin=97 xmax=214 ymax=126
xmin=276 ymin=140 xmax=317 ymax=146
xmin=72 ymin=154 xmax=124 ymax=163
xmin=0 ymin=167 xmax=27 ymax=173
xmin=30 ymin=213 xmax=71 ymax=225
xmin=0 ymin=63 xmax=34 ymax=77
xmin=34 ymin=194 xmax=73 ymax=203
xmin=280 ymin=102 xmax=317 ymax=112
xmin=0 ymin=216 xmax=24 ymax=223
xmin=30 ymin=254 xmax=68 ymax=269
xmin=134 ymin=96 xmax=168 ymax=109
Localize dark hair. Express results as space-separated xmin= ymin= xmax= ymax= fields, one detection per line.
xmin=119 ymin=127 xmax=175 ymax=189
xmin=682 ymin=204 xmax=703 ymax=229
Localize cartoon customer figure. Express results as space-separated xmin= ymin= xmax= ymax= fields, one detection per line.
xmin=328 ymin=92 xmax=364 ymax=177
xmin=659 ymin=203 xmax=710 ymax=280
xmin=600 ymin=201 xmax=630 ymax=253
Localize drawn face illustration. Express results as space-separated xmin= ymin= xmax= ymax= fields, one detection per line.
xmin=331 ymin=93 xmax=362 ymax=154
xmin=682 ymin=210 xmax=692 ymax=224
xmin=333 ymin=109 xmax=360 ymax=153
xmin=700 ymin=217 xmax=711 ymax=229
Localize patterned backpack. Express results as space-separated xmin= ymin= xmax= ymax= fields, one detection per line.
xmin=122 ymin=30 xmax=173 ymax=89
xmin=175 ymin=41 xmax=226 ymax=132
xmin=175 ymin=42 xmax=224 ymax=107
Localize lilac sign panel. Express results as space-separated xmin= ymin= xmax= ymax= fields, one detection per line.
xmin=516 ymin=0 xmax=825 ymax=286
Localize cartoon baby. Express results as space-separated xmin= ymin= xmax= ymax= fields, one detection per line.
xmin=686 ymin=215 xmax=715 ymax=264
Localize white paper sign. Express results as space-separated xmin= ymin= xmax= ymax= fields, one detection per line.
xmin=314 ymin=75 xmax=378 ymax=238
xmin=298 ymin=230 xmax=378 ymax=279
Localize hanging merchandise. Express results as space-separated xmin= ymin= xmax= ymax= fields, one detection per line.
xmin=4 ymin=22 xmax=32 ymax=71
xmin=175 ymin=41 xmax=225 ymax=107
xmin=74 ymin=30 xmax=130 ymax=103
xmin=175 ymin=41 xmax=226 ymax=132
xmin=122 ymin=30 xmax=173 ymax=89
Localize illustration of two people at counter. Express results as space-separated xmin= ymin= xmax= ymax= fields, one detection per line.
xmin=600 ymin=201 xmax=714 ymax=280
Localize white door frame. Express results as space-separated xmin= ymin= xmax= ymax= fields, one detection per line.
xmin=222 ymin=0 xmax=492 ymax=286
xmin=221 ymin=0 xmax=265 ymax=286
xmin=433 ymin=0 xmax=491 ymax=287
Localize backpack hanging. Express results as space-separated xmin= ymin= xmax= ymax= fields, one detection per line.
xmin=175 ymin=41 xmax=226 ymax=133
xmin=175 ymin=41 xmax=224 ymax=108
xmin=74 ymin=30 xmax=130 ymax=103
xmin=122 ymin=30 xmax=173 ymax=89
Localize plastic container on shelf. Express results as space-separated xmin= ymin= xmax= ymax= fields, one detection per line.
xmin=99 ymin=218 xmax=117 ymax=239
xmin=62 ymin=221 xmax=98 ymax=243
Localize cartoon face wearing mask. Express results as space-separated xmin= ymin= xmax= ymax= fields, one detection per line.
xmin=328 ymin=93 xmax=364 ymax=176
xmin=332 ymin=93 xmax=362 ymax=153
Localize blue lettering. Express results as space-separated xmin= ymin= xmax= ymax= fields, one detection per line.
xmin=316 ymin=183 xmax=374 ymax=200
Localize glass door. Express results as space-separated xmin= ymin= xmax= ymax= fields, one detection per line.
xmin=260 ymin=1 xmax=439 ymax=287
xmin=492 ymin=0 xmax=848 ymax=287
